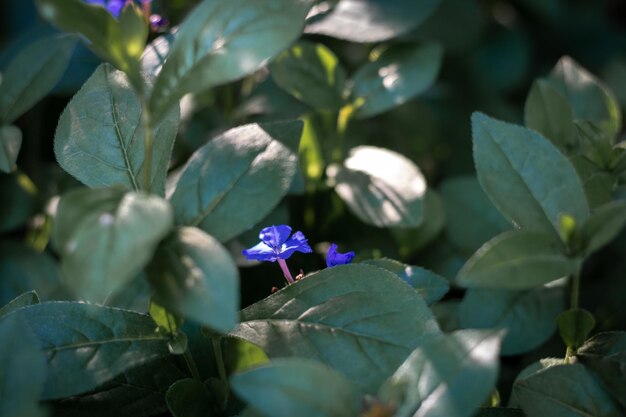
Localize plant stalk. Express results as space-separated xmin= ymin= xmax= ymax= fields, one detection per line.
xmin=212 ymin=335 xmax=228 ymax=384
xmin=183 ymin=349 xmax=202 ymax=381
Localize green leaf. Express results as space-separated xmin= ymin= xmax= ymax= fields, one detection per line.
xmin=513 ymin=363 xmax=623 ymax=417
xmin=578 ymin=332 xmax=626 ymax=410
xmin=5 ymin=301 xmax=169 ymax=400
xmin=270 ymin=41 xmax=347 ymax=110
xmin=460 ymin=286 xmax=564 ymax=355
xmin=0 ymin=240 xmax=66 ymax=305
xmin=580 ymin=200 xmax=626 ymax=254
xmin=362 ymin=258 xmax=449 ymax=304
xmin=166 ymin=378 xmax=215 ymax=417
xmin=0 ymin=35 xmax=76 ymax=123
xmin=457 ymin=230 xmax=578 ymax=289
xmin=170 ymin=121 xmax=302 ymax=242
xmin=439 ymin=175 xmax=511 ymax=253
xmin=231 ymin=358 xmax=360 ymax=417
xmin=378 ymin=330 xmax=503 ymax=417
xmin=350 ymin=43 xmax=443 ymax=118
xmin=50 ymin=357 xmax=186 ymax=417
xmin=0 ymin=315 xmax=47 ymax=417
xmin=548 ymin=56 xmax=621 ymax=138
xmin=35 ymin=0 xmax=148 ymax=91
xmin=149 ymin=0 xmax=313 ymax=120
xmin=304 ymin=0 xmax=440 ymax=43
xmin=146 ymin=227 xmax=240 ymax=332
xmin=52 ymin=187 xmax=173 ymax=302
xmin=223 ymin=337 xmax=270 ymax=374
xmin=570 ymin=155 xmax=615 ymax=209
xmin=557 ymin=308 xmax=596 ymax=350
xmin=327 ymin=146 xmax=427 ymax=228
xmin=55 ymin=63 xmax=180 ymax=196
xmin=0 ymin=291 xmax=40 ymax=319
xmin=472 ymin=112 xmax=590 ymax=236
xmin=0 ymin=125 xmax=22 ymax=173
xmin=149 ymin=300 xmax=182 ymax=335
xmin=231 ymin=264 xmax=441 ymax=393
xmin=524 ymin=79 xmax=576 ymax=151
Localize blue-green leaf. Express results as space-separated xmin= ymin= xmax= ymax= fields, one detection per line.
xmin=0 ymin=35 xmax=76 ymax=123
xmin=378 ymin=330 xmax=503 ymax=417
xmin=0 ymin=291 xmax=40 ymax=319
xmin=472 ymin=112 xmax=589 ymax=236
xmin=149 ymin=0 xmax=313 ymax=120
xmin=362 ymin=258 xmax=449 ymax=304
xmin=327 ymin=146 xmax=427 ymax=228
xmin=439 ymin=175 xmax=511 ymax=253
xmin=513 ymin=363 xmax=623 ymax=417
xmin=350 ymin=43 xmax=443 ymax=118
xmin=548 ymin=56 xmax=621 ymax=138
xmin=231 ymin=358 xmax=360 ymax=417
xmin=170 ymin=121 xmax=302 ymax=242
xmin=270 ymin=41 xmax=346 ymax=110
xmin=0 ymin=315 xmax=47 ymax=417
xmin=53 ymin=187 xmax=173 ymax=302
xmin=232 ymin=264 xmax=441 ymax=393
xmin=5 ymin=302 xmax=169 ymax=400
xmin=146 ymin=227 xmax=240 ymax=332
xmin=55 ymin=64 xmax=180 ymax=196
xmin=457 ymin=230 xmax=578 ymax=289
xmin=460 ymin=286 xmax=564 ymax=355
xmin=305 ymin=0 xmax=440 ymax=43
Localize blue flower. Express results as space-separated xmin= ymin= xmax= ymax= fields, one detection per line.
xmin=243 ymin=225 xmax=312 ymax=285
xmin=243 ymin=225 xmax=312 ymax=262
xmin=85 ymin=0 xmax=125 ymax=17
xmin=326 ymin=243 xmax=355 ymax=267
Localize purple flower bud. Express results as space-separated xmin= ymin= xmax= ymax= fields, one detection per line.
xmin=326 ymin=243 xmax=355 ymax=267
xmin=149 ymin=14 xmax=169 ymax=31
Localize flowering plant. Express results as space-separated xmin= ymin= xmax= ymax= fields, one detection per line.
xmin=0 ymin=0 xmax=625 ymax=416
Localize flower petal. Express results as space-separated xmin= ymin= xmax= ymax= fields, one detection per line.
xmin=326 ymin=243 xmax=355 ymax=267
xmin=279 ymin=231 xmax=313 ymax=259
xmin=242 ymin=241 xmax=278 ymax=262
xmin=259 ymin=225 xmax=292 ymax=249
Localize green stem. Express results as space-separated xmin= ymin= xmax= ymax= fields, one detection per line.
xmin=141 ymin=104 xmax=153 ymax=192
xmin=183 ymin=349 xmax=202 ymax=381
xmin=570 ymin=269 xmax=580 ymax=310
xmin=212 ymin=335 xmax=228 ymax=384
xmin=564 ymin=268 xmax=582 ymax=363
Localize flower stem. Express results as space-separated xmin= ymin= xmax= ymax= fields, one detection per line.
xmin=277 ymin=258 xmax=295 ymax=284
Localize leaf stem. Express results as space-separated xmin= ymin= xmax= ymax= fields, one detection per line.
xmin=564 ymin=268 xmax=582 ymax=363
xmin=212 ymin=335 xmax=228 ymax=384
xmin=570 ymin=269 xmax=580 ymax=310
xmin=183 ymin=349 xmax=202 ymax=381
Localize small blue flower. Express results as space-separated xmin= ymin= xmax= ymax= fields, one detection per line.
xmin=243 ymin=225 xmax=312 ymax=262
xmin=243 ymin=225 xmax=312 ymax=285
xmin=85 ymin=0 xmax=125 ymax=17
xmin=326 ymin=243 xmax=355 ymax=267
